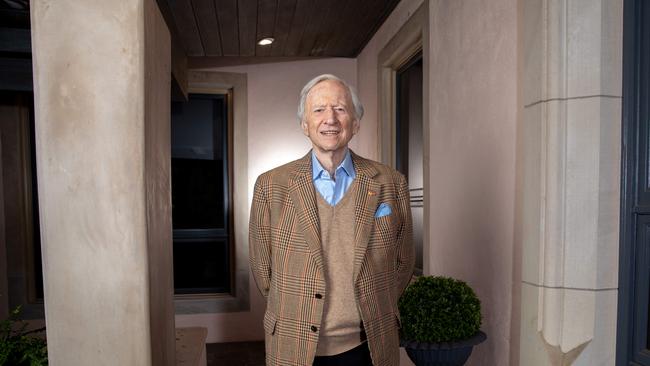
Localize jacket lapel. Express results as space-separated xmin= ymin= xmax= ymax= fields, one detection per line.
xmin=288 ymin=152 xmax=324 ymax=271
xmin=351 ymin=152 xmax=380 ymax=282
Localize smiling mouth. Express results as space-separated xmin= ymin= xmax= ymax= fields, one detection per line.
xmin=321 ymin=131 xmax=339 ymax=135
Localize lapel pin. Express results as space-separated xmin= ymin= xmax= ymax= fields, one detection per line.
xmin=368 ymin=191 xmax=376 ymax=196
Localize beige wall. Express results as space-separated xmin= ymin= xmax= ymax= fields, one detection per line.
xmin=427 ymin=1 xmax=518 ymax=365
xmin=175 ymin=58 xmax=357 ymax=343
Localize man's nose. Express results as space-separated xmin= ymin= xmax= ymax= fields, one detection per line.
xmin=324 ymin=107 xmax=338 ymax=123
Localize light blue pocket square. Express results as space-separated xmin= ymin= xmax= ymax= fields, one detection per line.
xmin=375 ymin=203 xmax=392 ymax=218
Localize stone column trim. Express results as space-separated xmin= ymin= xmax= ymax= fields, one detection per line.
xmin=519 ymin=0 xmax=623 ymax=362
xmin=524 ymin=95 xmax=621 ymax=108
xmin=522 ymin=281 xmax=617 ymax=292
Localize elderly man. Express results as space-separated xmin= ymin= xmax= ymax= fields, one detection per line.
xmin=249 ymin=74 xmax=414 ymax=366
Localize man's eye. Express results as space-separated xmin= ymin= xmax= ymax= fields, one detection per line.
xmin=335 ymin=107 xmax=346 ymax=112
xmin=314 ymin=108 xmax=324 ymax=112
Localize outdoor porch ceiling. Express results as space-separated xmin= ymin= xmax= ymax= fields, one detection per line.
xmin=0 ymin=0 xmax=401 ymax=87
xmin=157 ymin=0 xmax=400 ymax=65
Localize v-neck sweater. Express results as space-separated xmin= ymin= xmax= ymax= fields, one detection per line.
xmin=314 ymin=180 xmax=364 ymax=356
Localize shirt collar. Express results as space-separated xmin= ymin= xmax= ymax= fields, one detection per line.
xmin=311 ymin=149 xmax=356 ymax=180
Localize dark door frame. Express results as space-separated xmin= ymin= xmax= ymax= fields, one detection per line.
xmin=617 ymin=0 xmax=650 ymax=364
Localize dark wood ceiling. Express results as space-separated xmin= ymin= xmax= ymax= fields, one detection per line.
xmin=0 ymin=0 xmax=401 ymax=90
xmin=158 ymin=0 xmax=400 ymax=61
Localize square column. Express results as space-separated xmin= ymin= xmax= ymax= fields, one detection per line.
xmin=518 ymin=0 xmax=622 ymax=364
xmin=30 ymin=0 xmax=174 ymax=364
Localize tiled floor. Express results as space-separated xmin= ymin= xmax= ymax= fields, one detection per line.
xmin=206 ymin=341 xmax=265 ymax=366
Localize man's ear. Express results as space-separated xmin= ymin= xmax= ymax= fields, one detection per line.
xmin=301 ymin=120 xmax=310 ymax=136
xmin=352 ymin=119 xmax=360 ymax=135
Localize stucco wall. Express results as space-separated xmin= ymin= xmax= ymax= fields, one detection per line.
xmin=31 ymin=0 xmax=174 ymax=363
xmin=174 ymin=58 xmax=357 ymax=343
xmin=427 ymin=1 xmax=518 ymax=365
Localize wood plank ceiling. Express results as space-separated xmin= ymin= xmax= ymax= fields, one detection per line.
xmin=161 ymin=0 xmax=400 ymax=60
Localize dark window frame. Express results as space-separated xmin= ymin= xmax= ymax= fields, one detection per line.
xmin=171 ymin=92 xmax=235 ymax=296
xmin=617 ymin=0 xmax=650 ymax=364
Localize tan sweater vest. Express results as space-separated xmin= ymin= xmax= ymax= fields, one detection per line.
xmin=315 ymin=181 xmax=364 ymax=356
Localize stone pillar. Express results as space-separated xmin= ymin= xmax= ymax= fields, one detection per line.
xmin=30 ymin=0 xmax=174 ymax=365
xmin=518 ymin=0 xmax=622 ymax=365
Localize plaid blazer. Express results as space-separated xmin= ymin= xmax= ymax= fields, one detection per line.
xmin=249 ymin=151 xmax=414 ymax=366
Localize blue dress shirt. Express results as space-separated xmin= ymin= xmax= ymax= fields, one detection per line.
xmin=311 ymin=150 xmax=356 ymax=206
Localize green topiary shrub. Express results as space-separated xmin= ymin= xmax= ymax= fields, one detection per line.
xmin=0 ymin=306 xmax=48 ymax=366
xmin=398 ymin=276 xmax=482 ymax=343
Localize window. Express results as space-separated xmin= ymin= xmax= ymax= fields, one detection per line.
xmin=395 ymin=53 xmax=423 ymax=276
xmin=171 ymin=93 xmax=232 ymax=295
xmin=172 ymin=71 xmax=248 ymax=314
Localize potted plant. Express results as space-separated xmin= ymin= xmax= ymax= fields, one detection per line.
xmin=398 ymin=276 xmax=486 ymax=366
xmin=0 ymin=306 xmax=48 ymax=366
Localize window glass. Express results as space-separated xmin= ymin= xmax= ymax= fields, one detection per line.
xmin=173 ymin=239 xmax=230 ymax=294
xmin=171 ymin=94 xmax=230 ymax=294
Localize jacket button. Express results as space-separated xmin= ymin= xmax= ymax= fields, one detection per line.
xmin=311 ymin=325 xmax=318 ymax=332
xmin=315 ymin=293 xmax=323 ymax=299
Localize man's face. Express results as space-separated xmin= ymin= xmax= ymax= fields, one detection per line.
xmin=301 ymin=80 xmax=359 ymax=156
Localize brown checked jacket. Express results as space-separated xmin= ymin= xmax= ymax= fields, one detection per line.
xmin=249 ymin=151 xmax=414 ymax=366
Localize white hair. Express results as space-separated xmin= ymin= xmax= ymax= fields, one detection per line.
xmin=297 ymin=74 xmax=364 ymax=123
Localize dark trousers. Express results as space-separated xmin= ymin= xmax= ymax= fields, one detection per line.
xmin=312 ymin=342 xmax=373 ymax=366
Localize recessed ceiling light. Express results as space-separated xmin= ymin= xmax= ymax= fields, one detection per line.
xmin=257 ymin=37 xmax=274 ymax=46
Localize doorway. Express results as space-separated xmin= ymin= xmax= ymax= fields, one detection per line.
xmin=396 ymin=53 xmax=424 ymax=275
xmin=377 ymin=2 xmax=428 ymax=275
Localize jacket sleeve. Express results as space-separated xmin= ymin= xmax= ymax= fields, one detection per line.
xmin=249 ymin=175 xmax=272 ymax=298
xmin=395 ymin=173 xmax=415 ymax=295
